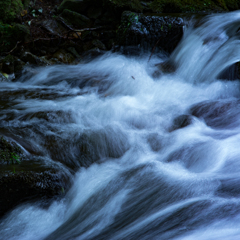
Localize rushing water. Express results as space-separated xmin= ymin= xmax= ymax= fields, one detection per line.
xmin=2 ymin=11 xmax=240 ymax=240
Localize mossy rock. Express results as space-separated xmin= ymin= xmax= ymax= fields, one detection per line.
xmin=0 ymin=136 xmax=71 ymax=217
xmin=60 ymin=9 xmax=91 ymax=28
xmin=0 ymin=166 xmax=71 ymax=217
xmin=0 ymin=23 xmax=31 ymax=53
xmin=0 ymin=135 xmax=22 ymax=164
xmin=0 ymin=0 xmax=24 ymax=23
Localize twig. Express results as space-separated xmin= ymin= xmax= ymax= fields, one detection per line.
xmin=24 ymin=36 xmax=76 ymax=44
xmin=57 ymin=17 xmax=103 ymax=34
xmin=1 ymin=41 xmax=21 ymax=56
xmin=148 ymin=33 xmax=168 ymax=63
xmin=148 ymin=38 xmax=162 ymax=62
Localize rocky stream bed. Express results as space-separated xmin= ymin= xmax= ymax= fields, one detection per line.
xmin=1 ymin=0 xmax=240 ymax=227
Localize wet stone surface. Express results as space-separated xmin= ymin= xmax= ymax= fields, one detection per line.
xmin=117 ymin=11 xmax=184 ymax=53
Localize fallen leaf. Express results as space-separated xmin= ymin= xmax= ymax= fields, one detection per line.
xmin=2 ymin=73 xmax=9 ymax=79
xmin=21 ymin=9 xmax=28 ymax=17
xmin=72 ymin=32 xmax=82 ymax=39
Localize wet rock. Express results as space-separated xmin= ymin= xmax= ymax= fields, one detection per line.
xmin=76 ymin=127 xmax=130 ymax=166
xmin=44 ymin=126 xmax=130 ymax=169
xmin=190 ymin=100 xmax=240 ymax=129
xmin=0 ymin=166 xmax=70 ymax=217
xmin=190 ymin=101 xmax=234 ymax=119
xmin=21 ymin=52 xmax=50 ymax=66
xmin=217 ymin=178 xmax=240 ymax=197
xmin=0 ymin=135 xmax=71 ymax=217
xmin=117 ymin=11 xmax=184 ymax=53
xmin=152 ymin=59 xmax=177 ymax=78
xmin=53 ymin=49 xmax=75 ymax=63
xmin=60 ymin=9 xmax=91 ymax=28
xmin=171 ymin=114 xmax=193 ymax=131
xmin=80 ymin=48 xmax=106 ymax=62
xmin=147 ymin=133 xmax=162 ymax=152
xmin=92 ymin=39 xmax=106 ymax=50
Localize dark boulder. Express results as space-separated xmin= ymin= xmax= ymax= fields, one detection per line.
xmin=117 ymin=11 xmax=184 ymax=53
xmin=60 ymin=9 xmax=91 ymax=28
xmin=40 ymin=19 xmax=68 ymax=37
xmin=44 ymin=126 xmax=130 ymax=169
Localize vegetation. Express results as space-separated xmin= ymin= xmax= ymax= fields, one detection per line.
xmin=0 ymin=136 xmax=22 ymax=164
xmin=0 ymin=0 xmax=23 ymax=23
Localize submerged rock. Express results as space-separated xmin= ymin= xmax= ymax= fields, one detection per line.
xmin=189 ymin=100 xmax=240 ymax=129
xmin=44 ymin=126 xmax=130 ymax=169
xmin=171 ymin=114 xmax=193 ymax=131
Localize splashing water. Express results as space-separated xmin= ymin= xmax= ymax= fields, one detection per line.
xmin=1 ymin=11 xmax=240 ymax=240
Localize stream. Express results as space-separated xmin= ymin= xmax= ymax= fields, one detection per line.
xmin=1 ymin=11 xmax=240 ymax=240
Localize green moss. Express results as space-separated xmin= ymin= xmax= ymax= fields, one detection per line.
xmin=0 ymin=22 xmax=30 ymax=52
xmin=0 ymin=0 xmax=24 ymax=23
xmin=0 ymin=136 xmax=22 ymax=164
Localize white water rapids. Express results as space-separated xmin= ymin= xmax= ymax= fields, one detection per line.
xmin=2 ymin=11 xmax=240 ymax=240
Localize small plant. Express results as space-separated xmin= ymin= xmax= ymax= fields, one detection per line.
xmin=0 ymin=136 xmax=22 ymax=164
xmin=10 ymin=153 xmax=20 ymax=164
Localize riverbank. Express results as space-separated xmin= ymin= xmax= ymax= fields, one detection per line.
xmin=1 ymin=0 xmax=240 ymax=79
